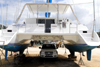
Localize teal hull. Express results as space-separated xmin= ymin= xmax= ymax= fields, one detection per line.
xmin=64 ymin=44 xmax=97 ymax=61
xmin=0 ymin=43 xmax=29 ymax=52
xmin=64 ymin=44 xmax=97 ymax=52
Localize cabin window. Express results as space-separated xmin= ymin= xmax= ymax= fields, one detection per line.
xmin=7 ymin=30 xmax=12 ymax=32
xmin=67 ymin=19 xmax=69 ymax=22
xmin=62 ymin=22 xmax=66 ymax=28
xmin=23 ymin=22 xmax=25 ymax=24
xmin=37 ymin=19 xmax=55 ymax=24
xmin=37 ymin=19 xmax=45 ymax=24
xmin=59 ymin=20 xmax=62 ymax=22
xmin=37 ymin=19 xmax=55 ymax=33
xmin=83 ymin=31 xmax=87 ymax=33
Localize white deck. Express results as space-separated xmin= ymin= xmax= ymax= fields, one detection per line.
xmin=18 ymin=33 xmax=78 ymax=35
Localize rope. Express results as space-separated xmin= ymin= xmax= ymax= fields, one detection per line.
xmin=71 ymin=0 xmax=76 ymax=16
xmin=71 ymin=0 xmax=80 ymax=24
xmin=97 ymin=0 xmax=100 ymax=32
xmin=92 ymin=0 xmax=96 ymax=38
xmin=0 ymin=49 xmax=2 ymax=65
xmin=71 ymin=2 xmax=93 ymax=5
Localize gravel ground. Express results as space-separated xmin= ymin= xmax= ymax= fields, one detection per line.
xmin=0 ymin=47 xmax=100 ymax=67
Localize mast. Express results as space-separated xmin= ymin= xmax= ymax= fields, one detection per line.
xmin=15 ymin=7 xmax=17 ymax=22
xmin=6 ymin=4 xmax=8 ymax=27
xmin=33 ymin=0 xmax=35 ymax=3
xmin=1 ymin=0 xmax=3 ymax=34
xmin=92 ymin=0 xmax=95 ymax=38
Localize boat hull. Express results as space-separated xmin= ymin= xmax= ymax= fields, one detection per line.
xmin=0 ymin=43 xmax=29 ymax=52
xmin=64 ymin=44 xmax=97 ymax=61
xmin=64 ymin=44 xmax=97 ymax=52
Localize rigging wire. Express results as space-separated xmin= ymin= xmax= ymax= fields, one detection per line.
xmin=17 ymin=0 xmax=20 ymax=18
xmin=15 ymin=0 xmax=20 ymax=23
xmin=33 ymin=0 xmax=35 ymax=3
xmin=0 ymin=1 xmax=1 ymax=24
xmin=71 ymin=0 xmax=76 ymax=17
xmin=15 ymin=7 xmax=17 ymax=22
xmin=1 ymin=0 xmax=3 ymax=33
xmin=97 ymin=0 xmax=100 ymax=32
xmin=94 ymin=0 xmax=97 ymax=32
xmin=15 ymin=0 xmax=21 ymax=23
xmin=71 ymin=0 xmax=80 ymax=24
xmin=92 ymin=0 xmax=96 ymax=38
xmin=95 ymin=0 xmax=98 ymax=32
xmin=5 ymin=4 xmax=8 ymax=27
xmin=63 ymin=0 xmax=69 ymax=20
xmin=90 ymin=21 xmax=94 ymax=31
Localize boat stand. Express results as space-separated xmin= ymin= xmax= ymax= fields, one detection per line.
xmin=64 ymin=47 xmax=67 ymax=56
xmin=0 ymin=49 xmax=2 ymax=65
xmin=78 ymin=53 xmax=85 ymax=65
xmin=0 ymin=49 xmax=11 ymax=65
xmin=26 ymin=48 xmax=29 ymax=55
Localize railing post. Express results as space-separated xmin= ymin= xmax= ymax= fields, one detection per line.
xmin=69 ymin=23 xmax=70 ymax=33
xmin=25 ymin=24 xmax=26 ymax=33
xmin=76 ymin=24 xmax=78 ymax=33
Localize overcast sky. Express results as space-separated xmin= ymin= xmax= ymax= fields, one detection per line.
xmin=0 ymin=0 xmax=100 ymax=32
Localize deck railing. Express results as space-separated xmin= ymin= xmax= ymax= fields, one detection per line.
xmin=0 ymin=41 xmax=5 ymax=48
xmin=17 ymin=23 xmax=78 ymax=33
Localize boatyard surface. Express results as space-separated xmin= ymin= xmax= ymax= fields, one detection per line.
xmin=0 ymin=47 xmax=100 ymax=67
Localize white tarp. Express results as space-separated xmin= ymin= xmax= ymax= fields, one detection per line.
xmin=27 ymin=3 xmax=70 ymax=13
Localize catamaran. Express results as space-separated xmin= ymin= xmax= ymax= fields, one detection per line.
xmin=0 ymin=0 xmax=100 ymax=62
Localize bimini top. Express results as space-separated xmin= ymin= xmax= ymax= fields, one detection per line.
xmin=15 ymin=3 xmax=79 ymax=24
xmin=26 ymin=3 xmax=70 ymax=13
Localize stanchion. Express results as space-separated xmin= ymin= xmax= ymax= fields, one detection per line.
xmin=26 ymin=48 xmax=29 ymax=55
xmin=0 ymin=49 xmax=2 ymax=65
xmin=78 ymin=53 xmax=85 ymax=65
xmin=64 ymin=47 xmax=67 ymax=56
xmin=0 ymin=49 xmax=11 ymax=65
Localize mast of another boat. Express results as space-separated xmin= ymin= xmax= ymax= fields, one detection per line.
xmin=1 ymin=0 xmax=3 ymax=34
xmin=33 ymin=0 xmax=35 ymax=3
xmin=6 ymin=4 xmax=8 ymax=27
xmin=92 ymin=0 xmax=95 ymax=39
